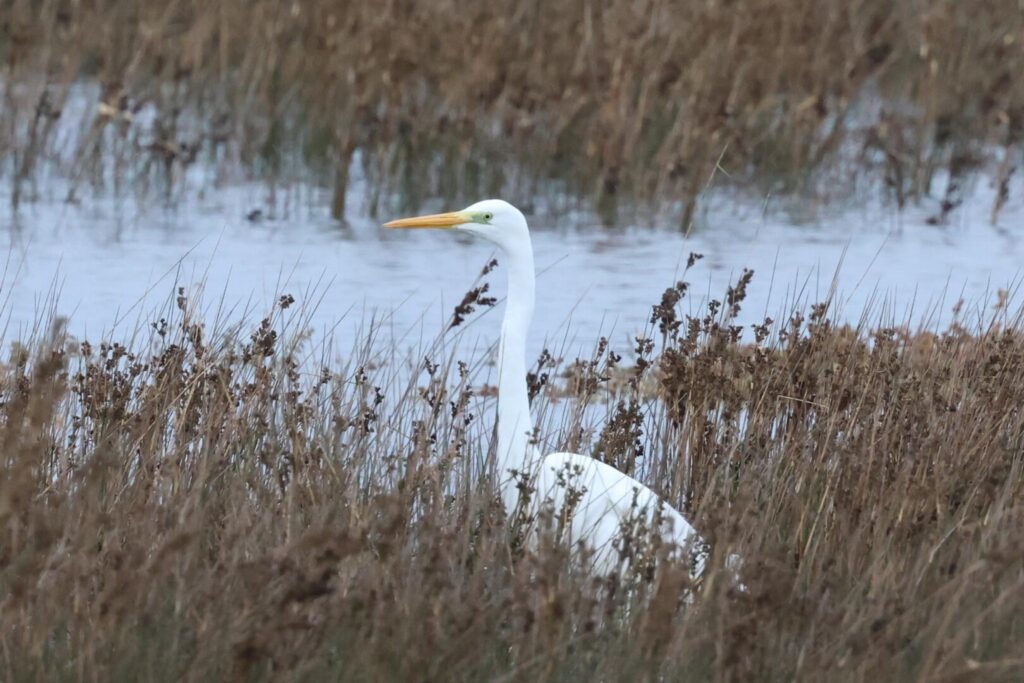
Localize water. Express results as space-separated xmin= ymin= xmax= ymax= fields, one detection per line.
xmin=2 ymin=179 xmax=1022 ymax=363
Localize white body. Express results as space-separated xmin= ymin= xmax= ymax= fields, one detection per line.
xmin=386 ymin=199 xmax=704 ymax=576
xmin=532 ymin=452 xmax=704 ymax=575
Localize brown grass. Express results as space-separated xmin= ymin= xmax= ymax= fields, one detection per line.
xmin=1 ymin=267 xmax=1023 ymax=681
xmin=1 ymin=0 xmax=1022 ymax=224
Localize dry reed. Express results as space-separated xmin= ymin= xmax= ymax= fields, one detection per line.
xmin=1 ymin=0 xmax=1022 ymax=225
xmin=1 ymin=267 xmax=1022 ymax=681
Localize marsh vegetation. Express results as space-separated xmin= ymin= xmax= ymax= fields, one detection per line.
xmin=1 ymin=271 xmax=1023 ymax=680
xmin=1 ymin=0 xmax=1022 ymax=225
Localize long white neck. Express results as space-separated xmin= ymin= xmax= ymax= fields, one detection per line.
xmin=494 ymin=235 xmax=538 ymax=514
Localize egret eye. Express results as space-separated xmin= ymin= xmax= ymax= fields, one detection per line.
xmin=483 ymin=212 xmax=493 ymax=221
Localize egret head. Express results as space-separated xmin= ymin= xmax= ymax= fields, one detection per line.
xmin=383 ymin=199 xmax=529 ymax=253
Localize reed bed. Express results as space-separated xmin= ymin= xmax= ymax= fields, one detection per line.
xmin=1 ymin=0 xmax=1022 ymax=225
xmin=1 ymin=267 xmax=1023 ymax=682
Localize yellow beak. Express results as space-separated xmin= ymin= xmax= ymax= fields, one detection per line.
xmin=382 ymin=210 xmax=470 ymax=229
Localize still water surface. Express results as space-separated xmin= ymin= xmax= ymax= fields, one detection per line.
xmin=2 ymin=184 xmax=1021 ymax=361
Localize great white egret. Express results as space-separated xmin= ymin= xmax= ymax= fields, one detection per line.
xmin=384 ymin=199 xmax=705 ymax=576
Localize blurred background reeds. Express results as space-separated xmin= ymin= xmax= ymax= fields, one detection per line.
xmin=2 ymin=0 xmax=1022 ymax=224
